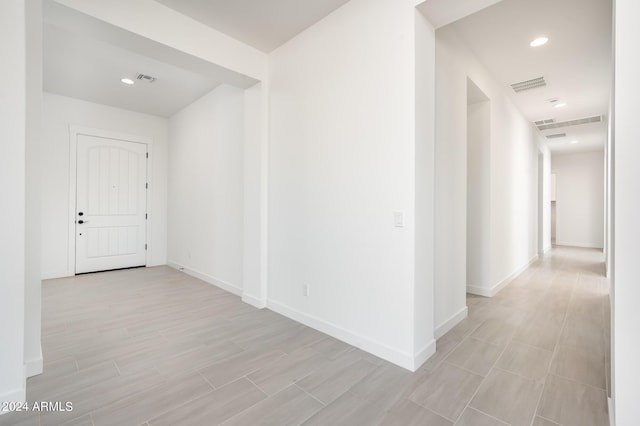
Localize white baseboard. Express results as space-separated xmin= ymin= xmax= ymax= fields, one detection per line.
xmin=467 ymin=254 xmax=539 ymax=298
xmin=466 ymin=284 xmax=493 ymax=297
xmin=267 ymin=299 xmax=429 ymax=372
xmin=25 ymin=347 xmax=43 ymax=378
xmin=167 ymin=262 xmax=242 ymax=296
xmin=608 ymin=397 xmax=615 ymax=426
xmin=435 ymin=306 xmax=468 ymax=339
xmin=538 ymin=245 xmax=552 ymax=255
xmin=412 ymin=339 xmax=437 ymax=371
xmin=242 ymin=293 xmax=266 ymax=309
xmin=556 ymin=241 xmax=604 ymax=249
xmin=0 ymin=387 xmax=26 ymax=414
xmin=41 ymin=270 xmax=74 ymax=280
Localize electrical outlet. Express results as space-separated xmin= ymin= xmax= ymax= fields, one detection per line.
xmin=303 ymin=285 xmax=310 ymax=297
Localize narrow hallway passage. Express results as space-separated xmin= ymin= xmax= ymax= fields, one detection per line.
xmin=422 ymin=246 xmax=610 ymax=425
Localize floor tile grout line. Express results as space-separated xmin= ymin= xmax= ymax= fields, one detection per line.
xmin=529 ymin=267 xmax=579 ymax=426
xmin=507 ymin=339 xmax=555 ymax=354
xmin=548 ymin=372 xmax=609 ymax=393
xmin=464 ymin=406 xmax=512 ymax=426
xmin=244 ymin=375 xmax=270 ymax=397
xmin=441 ymin=360 xmax=487 ymax=379
xmin=405 ymin=397 xmax=458 ymax=424
xmin=293 ymin=383 xmax=327 ymax=407
xmin=420 ymin=331 xmax=469 ymax=374
xmin=449 ymin=326 xmax=514 ymax=426
xmin=216 ymin=384 xmax=318 ymax=426
xmin=425 ymin=404 xmax=464 ymax=425
xmin=143 ymin=386 xmax=217 ymax=425
xmin=536 ymin=413 xmax=563 ymax=426
xmin=492 ymin=365 xmax=546 ymax=384
xmin=75 ymin=373 xmax=176 ymax=426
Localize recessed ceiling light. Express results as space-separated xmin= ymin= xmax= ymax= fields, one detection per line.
xmin=570 ymin=140 xmax=579 ymax=144
xmin=554 ymin=103 xmax=567 ymax=108
xmin=530 ymin=37 xmax=549 ymax=47
xmin=120 ymin=78 xmax=135 ymax=85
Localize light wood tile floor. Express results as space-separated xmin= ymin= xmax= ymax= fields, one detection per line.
xmin=1 ymin=247 xmax=609 ymax=425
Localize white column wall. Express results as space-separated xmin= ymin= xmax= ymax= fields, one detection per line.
xmin=414 ymin=9 xmax=437 ymax=364
xmin=466 ymin=98 xmax=491 ymax=292
xmin=0 ymin=0 xmax=27 ymax=407
xmin=24 ymin=0 xmax=43 ymax=378
xmin=612 ymin=0 xmax=640 ymax=423
xmin=434 ymin=26 xmax=470 ymax=333
xmin=242 ymin=82 xmax=269 ymax=308
xmin=268 ymin=0 xmax=431 ymax=369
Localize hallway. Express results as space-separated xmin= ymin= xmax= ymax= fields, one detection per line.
xmin=0 ymin=247 xmax=609 ymax=426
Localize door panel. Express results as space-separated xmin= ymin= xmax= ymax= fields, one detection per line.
xmin=76 ymin=135 xmax=147 ymax=274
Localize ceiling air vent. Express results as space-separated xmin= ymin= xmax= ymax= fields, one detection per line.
xmin=546 ymin=133 xmax=566 ymax=139
xmin=537 ymin=115 xmax=604 ymax=131
xmin=136 ymin=73 xmax=157 ymax=83
xmin=511 ymin=76 xmax=546 ymax=93
xmin=534 ymin=118 xmax=555 ymax=126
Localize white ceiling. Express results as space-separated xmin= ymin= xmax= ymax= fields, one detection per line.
xmin=153 ymin=0 xmax=352 ymax=52
xmin=450 ymin=0 xmax=612 ymax=154
xmin=45 ymin=0 xmax=613 ymax=146
xmin=43 ymin=1 xmax=258 ymax=117
xmin=541 ymin=122 xmax=606 ymax=154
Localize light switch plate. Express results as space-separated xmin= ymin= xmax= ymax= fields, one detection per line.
xmin=393 ymin=211 xmax=405 ymax=228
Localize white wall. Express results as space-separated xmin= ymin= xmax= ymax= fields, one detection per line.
xmin=612 ymin=0 xmax=640 ymax=423
xmin=551 ymin=151 xmax=605 ymax=249
xmin=435 ymin=25 xmax=550 ymax=313
xmin=434 ymin=26 xmax=470 ymax=332
xmin=242 ymin=82 xmax=268 ymax=307
xmin=268 ymin=0 xmax=433 ymax=369
xmin=466 ymin=94 xmax=491 ymax=291
xmin=0 ymin=0 xmax=27 ymax=406
xmin=488 ymin=88 xmax=543 ymax=293
xmin=414 ymin=10 xmax=437 ymax=363
xmin=41 ymin=93 xmax=169 ymax=279
xmin=24 ymin=0 xmax=43 ymax=378
xmin=541 ymin=154 xmax=552 ymax=252
xmin=167 ymin=85 xmax=245 ymax=294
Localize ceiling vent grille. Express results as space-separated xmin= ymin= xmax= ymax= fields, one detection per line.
xmin=136 ymin=73 xmax=156 ymax=83
xmin=537 ymin=115 xmax=603 ymax=131
xmin=511 ymin=76 xmax=546 ymax=93
xmin=546 ymin=133 xmax=567 ymax=139
xmin=534 ymin=118 xmax=555 ymax=126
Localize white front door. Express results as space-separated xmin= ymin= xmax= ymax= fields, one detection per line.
xmin=75 ymin=134 xmax=148 ymax=274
